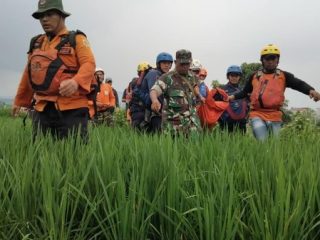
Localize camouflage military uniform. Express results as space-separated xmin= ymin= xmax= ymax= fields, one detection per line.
xmin=95 ymin=108 xmax=114 ymax=126
xmin=151 ymin=70 xmax=201 ymax=136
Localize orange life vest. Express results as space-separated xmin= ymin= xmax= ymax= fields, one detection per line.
xmin=250 ymin=69 xmax=285 ymax=111
xmin=27 ymin=31 xmax=82 ymax=96
xmin=96 ymin=83 xmax=115 ymax=110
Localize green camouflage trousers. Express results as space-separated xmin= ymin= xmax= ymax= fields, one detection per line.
xmin=95 ymin=111 xmax=114 ymax=126
xmin=162 ymin=114 xmax=201 ymax=137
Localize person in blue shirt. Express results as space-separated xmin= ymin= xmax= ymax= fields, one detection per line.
xmin=136 ymin=52 xmax=173 ymax=132
xmin=141 ymin=52 xmax=173 ymax=133
xmin=219 ymin=65 xmax=249 ymax=133
xmin=130 ymin=62 xmax=152 ymax=130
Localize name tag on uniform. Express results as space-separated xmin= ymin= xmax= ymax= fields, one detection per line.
xmin=59 ymin=47 xmax=72 ymax=55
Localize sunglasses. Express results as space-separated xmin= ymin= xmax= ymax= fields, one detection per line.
xmin=199 ymin=74 xmax=207 ymax=78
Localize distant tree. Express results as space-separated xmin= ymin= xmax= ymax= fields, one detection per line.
xmin=210 ymin=79 xmax=221 ymax=88
xmin=240 ymin=62 xmax=262 ymax=86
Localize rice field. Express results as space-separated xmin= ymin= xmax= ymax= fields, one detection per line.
xmin=0 ymin=112 xmax=319 ymax=239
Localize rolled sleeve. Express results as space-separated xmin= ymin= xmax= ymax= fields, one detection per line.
xmin=151 ymin=79 xmax=167 ymax=95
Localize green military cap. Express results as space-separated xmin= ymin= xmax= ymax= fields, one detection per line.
xmin=32 ymin=0 xmax=71 ymax=19
xmin=175 ymin=49 xmax=192 ymax=64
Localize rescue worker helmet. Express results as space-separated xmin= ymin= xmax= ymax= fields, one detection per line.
xmin=156 ymin=52 xmax=173 ymax=64
xmin=137 ymin=62 xmax=152 ymax=72
xmin=226 ymin=65 xmax=242 ymax=76
xmin=95 ymin=67 xmax=104 ymax=74
xmin=260 ymin=44 xmax=280 ymax=58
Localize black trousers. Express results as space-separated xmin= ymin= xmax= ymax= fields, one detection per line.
xmin=149 ymin=115 xmax=162 ymax=133
xmin=131 ymin=111 xmax=145 ymax=131
xmin=32 ymin=102 xmax=89 ymax=140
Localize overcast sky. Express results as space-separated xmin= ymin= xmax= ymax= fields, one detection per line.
xmin=1 ymin=0 xmax=319 ymax=108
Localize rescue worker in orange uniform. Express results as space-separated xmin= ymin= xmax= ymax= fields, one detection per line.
xmin=229 ymin=44 xmax=320 ymax=140
xmin=12 ymin=0 xmax=96 ymax=140
xmin=106 ymin=77 xmax=119 ymax=109
xmin=91 ymin=68 xmax=116 ymax=126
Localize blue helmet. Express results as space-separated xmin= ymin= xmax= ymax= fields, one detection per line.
xmin=226 ymin=65 xmax=242 ymax=76
xmin=156 ymin=52 xmax=173 ymax=64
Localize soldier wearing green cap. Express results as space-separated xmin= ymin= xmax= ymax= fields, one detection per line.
xmin=32 ymin=0 xmax=71 ymax=19
xmin=150 ymin=49 xmax=202 ymax=136
xmin=12 ymin=0 xmax=96 ymax=141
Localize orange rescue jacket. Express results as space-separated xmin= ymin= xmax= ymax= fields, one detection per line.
xmin=14 ymin=27 xmax=96 ymax=112
xmin=250 ymin=69 xmax=285 ymax=111
xmin=88 ymin=83 xmax=116 ymax=118
xmin=249 ymin=70 xmax=286 ymax=121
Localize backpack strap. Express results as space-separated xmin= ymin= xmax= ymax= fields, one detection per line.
xmin=256 ymin=68 xmax=281 ymax=80
xmin=256 ymin=69 xmax=281 ymax=109
xmin=87 ymin=83 xmax=99 ymax=119
xmin=55 ymin=29 xmax=86 ymax=50
xmin=256 ymin=69 xmax=263 ymax=80
xmin=28 ymin=30 xmax=87 ymax=53
xmin=27 ymin=34 xmax=43 ymax=54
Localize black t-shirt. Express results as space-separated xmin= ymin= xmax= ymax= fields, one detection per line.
xmin=234 ymin=70 xmax=314 ymax=100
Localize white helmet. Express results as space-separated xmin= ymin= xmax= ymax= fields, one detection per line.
xmin=95 ymin=67 xmax=104 ymax=74
xmin=190 ymin=59 xmax=202 ymax=71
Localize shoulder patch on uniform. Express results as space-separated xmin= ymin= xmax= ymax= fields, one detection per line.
xmin=82 ymin=39 xmax=91 ymax=48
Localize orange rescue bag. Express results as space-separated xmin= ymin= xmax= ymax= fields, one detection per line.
xmin=197 ymin=88 xmax=229 ymax=128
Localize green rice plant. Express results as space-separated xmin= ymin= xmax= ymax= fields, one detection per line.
xmin=0 ymin=114 xmax=319 ymax=239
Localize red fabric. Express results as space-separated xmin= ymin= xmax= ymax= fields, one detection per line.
xmin=197 ymin=88 xmax=229 ymax=128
